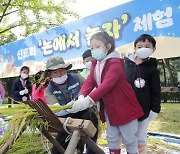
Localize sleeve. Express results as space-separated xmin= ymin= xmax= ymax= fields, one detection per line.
xmin=44 ymin=88 xmax=60 ymax=105
xmin=11 ymin=79 xmax=21 ymax=98
xmin=89 ymin=59 xmax=123 ymax=102
xmin=32 ymin=84 xmax=38 ymax=100
xmin=150 ymin=67 xmax=161 ymax=113
xmin=27 ymin=80 xmax=32 ymax=95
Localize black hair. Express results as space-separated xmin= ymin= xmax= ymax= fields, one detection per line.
xmin=90 ymin=31 xmax=115 ymax=54
xmin=35 ymin=71 xmax=44 ymax=81
xmin=34 ymin=71 xmax=49 ymax=90
xmin=82 ymin=49 xmax=92 ymax=60
xmin=20 ymin=66 xmax=29 ymax=72
xmin=134 ymin=34 xmax=156 ymax=47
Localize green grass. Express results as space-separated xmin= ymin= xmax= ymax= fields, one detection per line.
xmin=148 ymin=103 xmax=180 ymax=134
xmin=147 ymin=103 xmax=180 ymax=152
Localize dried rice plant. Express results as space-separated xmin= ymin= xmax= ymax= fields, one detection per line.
xmin=0 ymin=102 xmax=72 ymax=152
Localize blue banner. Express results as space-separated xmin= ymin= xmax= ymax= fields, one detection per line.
xmin=0 ymin=0 xmax=179 ymax=78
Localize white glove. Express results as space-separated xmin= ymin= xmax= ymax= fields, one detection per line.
xmin=53 ymin=103 xmax=60 ymax=106
xmin=24 ymin=88 xmax=28 ymax=94
xmin=66 ymin=101 xmax=74 ymax=106
xmin=78 ymin=95 xmax=85 ymax=100
xmin=96 ymin=101 xmax=100 ymax=112
xmin=55 ymin=110 xmax=69 ymax=117
xmin=67 ymin=96 xmax=94 ymax=113
xmin=19 ymin=90 xmax=25 ymax=95
xmin=148 ymin=110 xmax=158 ymax=121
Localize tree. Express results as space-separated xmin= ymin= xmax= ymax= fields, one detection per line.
xmin=0 ymin=0 xmax=79 ymax=46
xmin=158 ymin=57 xmax=180 ymax=87
xmin=0 ymin=0 xmax=79 ymax=97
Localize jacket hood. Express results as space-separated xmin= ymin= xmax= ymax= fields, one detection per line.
xmin=125 ymin=54 xmax=157 ymax=67
xmin=102 ymin=51 xmax=120 ymax=62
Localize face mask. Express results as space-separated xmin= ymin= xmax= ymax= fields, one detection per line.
xmin=135 ymin=48 xmax=153 ymax=59
xmin=91 ymin=48 xmax=106 ymax=61
xmin=84 ymin=61 xmax=92 ymax=69
xmin=52 ymin=74 xmax=68 ymax=84
xmin=21 ymin=73 xmax=28 ymax=79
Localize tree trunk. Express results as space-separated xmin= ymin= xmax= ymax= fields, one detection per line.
xmin=163 ymin=58 xmax=176 ymax=87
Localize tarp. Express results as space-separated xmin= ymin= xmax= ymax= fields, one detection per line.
xmin=0 ymin=0 xmax=179 ymax=78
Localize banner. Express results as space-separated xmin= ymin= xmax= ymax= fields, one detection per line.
xmin=0 ymin=0 xmax=179 ymax=78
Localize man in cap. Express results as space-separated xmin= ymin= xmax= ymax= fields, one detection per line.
xmin=44 ymin=56 xmax=98 ymax=154
xmin=80 ymin=49 xmax=93 ymax=79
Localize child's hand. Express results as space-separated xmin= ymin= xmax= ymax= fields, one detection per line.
xmin=19 ymin=89 xmax=26 ymax=95
xmin=24 ymin=88 xmax=28 ymax=94
xmin=78 ymin=95 xmax=85 ymax=100
xmin=67 ymin=96 xmax=93 ymax=113
xmin=148 ymin=110 xmax=158 ymax=121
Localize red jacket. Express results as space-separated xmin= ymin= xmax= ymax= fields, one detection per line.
xmin=32 ymin=84 xmax=48 ymax=104
xmin=79 ymin=58 xmax=144 ymax=126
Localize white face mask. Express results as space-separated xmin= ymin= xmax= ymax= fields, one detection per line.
xmin=84 ymin=61 xmax=92 ymax=69
xmin=135 ymin=48 xmax=153 ymax=59
xmin=21 ymin=73 xmax=28 ymax=79
xmin=52 ymin=74 xmax=68 ymax=84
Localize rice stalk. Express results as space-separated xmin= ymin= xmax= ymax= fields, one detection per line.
xmin=0 ymin=101 xmax=73 ymax=149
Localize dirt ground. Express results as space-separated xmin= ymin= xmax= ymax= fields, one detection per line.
xmin=98 ymin=144 xmax=180 ymax=154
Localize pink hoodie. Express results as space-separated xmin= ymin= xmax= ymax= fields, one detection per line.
xmin=32 ymin=84 xmax=48 ymax=104
xmin=0 ymin=83 xmax=5 ymax=99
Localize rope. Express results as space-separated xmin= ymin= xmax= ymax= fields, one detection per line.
xmin=63 ymin=117 xmax=72 ymax=142
xmin=78 ymin=119 xmax=85 ymax=129
xmin=63 ymin=117 xmax=72 ymax=135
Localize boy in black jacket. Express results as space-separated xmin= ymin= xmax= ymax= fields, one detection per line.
xmin=124 ymin=34 xmax=161 ymax=154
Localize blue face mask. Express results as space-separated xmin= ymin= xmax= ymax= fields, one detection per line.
xmin=91 ymin=48 xmax=106 ymax=60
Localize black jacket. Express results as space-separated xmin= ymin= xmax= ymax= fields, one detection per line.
xmin=11 ymin=77 xmax=32 ymax=101
xmin=124 ymin=57 xmax=161 ymax=121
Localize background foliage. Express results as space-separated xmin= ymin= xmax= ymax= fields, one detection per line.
xmin=0 ymin=0 xmax=78 ymax=46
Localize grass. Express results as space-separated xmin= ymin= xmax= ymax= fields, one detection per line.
xmin=0 ymin=103 xmax=180 ymax=153
xmin=148 ymin=103 xmax=180 ymax=135
xmin=147 ymin=103 xmax=180 ymax=152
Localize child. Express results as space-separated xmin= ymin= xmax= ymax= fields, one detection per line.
xmin=11 ymin=66 xmax=32 ymax=102
xmin=32 ymin=71 xmax=49 ymax=104
xmin=80 ymin=49 xmax=93 ymax=79
xmin=124 ymin=34 xmax=161 ymax=153
xmin=67 ymin=31 xmax=144 ymax=154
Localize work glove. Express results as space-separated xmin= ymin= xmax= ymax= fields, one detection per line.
xmin=148 ymin=110 xmax=158 ymax=121
xmin=55 ymin=110 xmax=69 ymax=117
xmin=24 ymin=88 xmax=28 ymax=94
xmin=19 ymin=89 xmax=26 ymax=95
xmin=67 ymin=96 xmax=94 ymax=113
xmin=78 ymin=95 xmax=85 ymax=100
xmin=53 ymin=103 xmax=60 ymax=106
xmin=54 ymin=101 xmax=74 ymax=116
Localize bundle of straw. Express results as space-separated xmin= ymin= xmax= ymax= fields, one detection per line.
xmin=0 ymin=102 xmax=72 ymax=150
